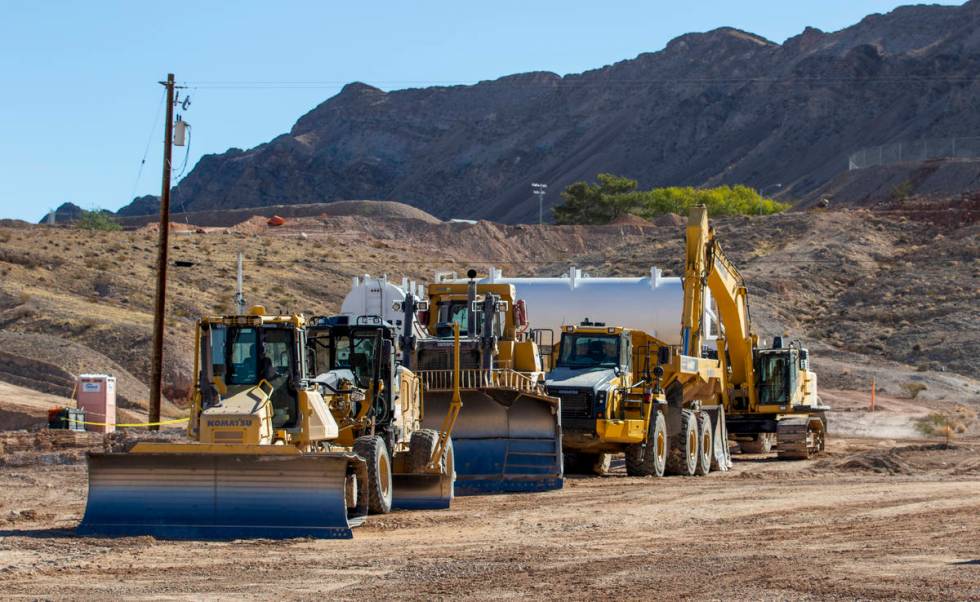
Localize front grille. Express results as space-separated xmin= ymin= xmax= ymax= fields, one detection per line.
xmin=548 ymin=387 xmax=594 ymax=429
xmin=416 ymin=344 xmax=481 ymax=371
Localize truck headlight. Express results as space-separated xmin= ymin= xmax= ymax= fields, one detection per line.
xmin=595 ymin=390 xmax=607 ymax=414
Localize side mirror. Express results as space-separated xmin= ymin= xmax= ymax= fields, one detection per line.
xmin=657 ymin=346 xmax=670 ymax=366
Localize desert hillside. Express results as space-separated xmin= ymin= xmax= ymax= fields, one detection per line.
xmin=1 ymin=198 xmax=977 ymax=417
xmin=116 ymin=1 xmax=980 ymax=222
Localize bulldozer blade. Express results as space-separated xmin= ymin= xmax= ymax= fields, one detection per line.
xmin=391 ymin=471 xmax=454 ymax=510
xmin=77 ymin=451 xmax=368 ymax=540
xmin=421 ymin=389 xmax=562 ymax=495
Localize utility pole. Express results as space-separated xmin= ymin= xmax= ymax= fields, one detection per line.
xmin=148 ymin=73 xmax=176 ymax=430
xmin=531 ymin=182 xmax=547 ymax=225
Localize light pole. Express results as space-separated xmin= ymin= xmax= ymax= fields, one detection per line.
xmin=531 ymin=182 xmax=547 ymax=225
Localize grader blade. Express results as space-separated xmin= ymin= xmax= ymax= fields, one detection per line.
xmin=77 ymin=451 xmax=368 ymax=539
xmin=421 ymin=389 xmax=562 ymax=494
xmin=392 ymin=471 xmax=454 ymax=510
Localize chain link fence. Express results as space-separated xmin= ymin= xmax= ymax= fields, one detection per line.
xmin=848 ymin=136 xmax=980 ymax=170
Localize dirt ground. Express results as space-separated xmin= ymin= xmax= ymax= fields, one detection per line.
xmin=0 ymin=433 xmax=977 ymax=601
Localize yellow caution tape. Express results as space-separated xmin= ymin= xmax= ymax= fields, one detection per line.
xmin=74 ymin=417 xmax=189 ymax=428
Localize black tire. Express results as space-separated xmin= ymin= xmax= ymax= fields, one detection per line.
xmin=408 ymin=428 xmax=440 ymax=473
xmin=354 ymin=435 xmax=393 ymax=514
xmin=625 ymin=411 xmax=667 ymax=477
xmin=564 ymin=452 xmax=605 ymax=475
xmin=696 ymin=413 xmax=712 ymax=476
xmin=625 ymin=444 xmax=645 ymax=476
xmin=642 ymin=411 xmax=668 ymax=477
xmin=666 ymin=410 xmax=698 ymax=476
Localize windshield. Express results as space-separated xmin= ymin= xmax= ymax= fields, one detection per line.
xmin=218 ymin=326 xmax=294 ymax=386
xmin=557 ymin=334 xmax=620 ymax=369
xmin=435 ymin=300 xmax=502 ymax=337
xmin=311 ymin=330 xmax=379 ymax=388
xmin=758 ymin=353 xmax=790 ymax=405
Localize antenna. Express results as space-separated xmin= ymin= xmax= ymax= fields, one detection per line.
xmin=236 ymin=251 xmax=246 ymax=314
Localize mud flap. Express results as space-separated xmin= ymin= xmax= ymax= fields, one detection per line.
xmin=703 ymin=405 xmax=732 ymax=471
xmin=77 ymin=452 xmax=369 ymax=539
xmin=421 ymin=389 xmax=562 ymax=494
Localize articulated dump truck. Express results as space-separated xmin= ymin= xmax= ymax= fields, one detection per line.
xmin=546 ymin=322 xmax=729 ymax=477
xmin=78 ymin=306 xmax=455 ymax=540
xmin=400 ymin=272 xmax=563 ymax=494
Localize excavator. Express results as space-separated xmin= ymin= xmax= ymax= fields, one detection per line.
xmin=525 ymin=205 xmax=825 ymax=470
xmin=78 ymin=306 xmax=457 ymax=539
xmin=402 ymin=270 xmax=563 ymax=494
xmin=680 ymin=206 xmax=828 ymax=459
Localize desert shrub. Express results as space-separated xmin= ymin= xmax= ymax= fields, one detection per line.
xmin=553 ymin=174 xmax=789 ymax=225
xmin=900 ymin=381 xmax=928 ymax=399
xmin=76 ymin=209 xmax=122 ymax=231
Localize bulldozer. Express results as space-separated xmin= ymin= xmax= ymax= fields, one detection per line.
xmin=402 ymin=271 xmax=563 ymax=494
xmin=78 ymin=306 xmax=456 ymax=540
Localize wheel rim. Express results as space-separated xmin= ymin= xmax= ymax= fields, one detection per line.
xmin=379 ymin=449 xmax=391 ymax=500
xmin=688 ymin=430 xmax=697 ymax=463
xmin=657 ymin=431 xmax=666 ymax=463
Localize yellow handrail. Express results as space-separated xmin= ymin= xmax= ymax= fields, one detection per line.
xmin=429 ymin=322 xmax=462 ymax=470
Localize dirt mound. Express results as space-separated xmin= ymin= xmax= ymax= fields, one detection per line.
xmin=0 ymin=332 xmax=151 ymax=412
xmin=135 ymin=221 xmax=198 ymax=234
xmin=227 ymin=215 xmax=270 ymax=234
xmin=814 ymin=443 xmax=980 ymax=476
xmin=609 ymin=213 xmax=653 ymax=226
xmin=651 ymin=212 xmax=685 ymax=228
xmin=318 ymin=200 xmax=442 ymax=223
xmin=0 ymin=429 xmax=102 ymax=467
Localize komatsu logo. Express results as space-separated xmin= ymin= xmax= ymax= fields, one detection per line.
xmin=207 ymin=419 xmax=252 ymax=428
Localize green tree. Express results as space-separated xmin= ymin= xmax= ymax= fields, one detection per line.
xmin=553 ymin=176 xmax=789 ymax=225
xmin=553 ymin=173 xmax=640 ymax=225
xmin=76 ymin=209 xmax=122 ymax=231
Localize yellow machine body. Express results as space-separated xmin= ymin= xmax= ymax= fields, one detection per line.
xmin=78 ymin=309 xmax=375 ymax=540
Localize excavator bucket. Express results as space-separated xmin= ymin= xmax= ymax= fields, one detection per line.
xmin=421 ymin=389 xmax=562 ymax=495
xmin=77 ymin=449 xmax=368 ymax=540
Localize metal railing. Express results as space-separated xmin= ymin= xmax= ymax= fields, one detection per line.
xmin=416 ymin=368 xmax=546 ymax=395
xmin=848 ymin=136 xmax=980 ymax=170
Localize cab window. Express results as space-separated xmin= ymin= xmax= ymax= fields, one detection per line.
xmin=226 ymin=327 xmax=259 ymax=385
xmin=557 ymin=334 xmax=620 ymax=369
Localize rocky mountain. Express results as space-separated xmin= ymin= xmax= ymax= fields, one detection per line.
xmin=119 ymin=1 xmax=980 ymax=223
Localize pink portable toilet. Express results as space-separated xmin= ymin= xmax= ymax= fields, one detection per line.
xmin=76 ymin=374 xmax=117 ymax=433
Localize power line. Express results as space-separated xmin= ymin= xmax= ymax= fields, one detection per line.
xmin=129 ymin=89 xmax=167 ymax=201
xmin=180 ymin=75 xmax=980 ymax=90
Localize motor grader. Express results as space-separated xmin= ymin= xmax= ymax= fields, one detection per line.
xmin=403 ymin=271 xmax=563 ymax=494
xmin=78 ymin=306 xmax=456 ymax=539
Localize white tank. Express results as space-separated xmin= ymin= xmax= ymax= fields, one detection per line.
xmin=440 ymin=266 xmax=716 ymax=347
xmin=340 ymin=275 xmax=426 ymax=328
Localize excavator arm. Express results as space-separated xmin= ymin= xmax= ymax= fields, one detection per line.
xmin=684 ymin=206 xmax=759 ymax=410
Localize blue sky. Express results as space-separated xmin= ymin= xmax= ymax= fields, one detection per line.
xmin=0 ymin=1 xmax=962 ymax=221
